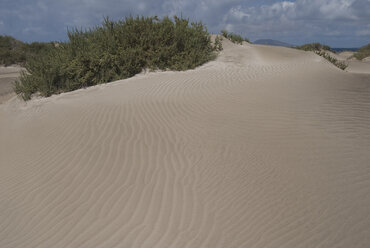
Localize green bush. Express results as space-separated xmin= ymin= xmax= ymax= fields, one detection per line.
xmin=221 ymin=30 xmax=250 ymax=45
xmin=0 ymin=35 xmax=52 ymax=66
xmin=16 ymin=16 xmax=217 ymax=100
xmin=296 ymin=43 xmax=332 ymax=52
xmin=214 ymin=35 xmax=223 ymax=52
xmin=354 ymin=44 xmax=370 ymax=60
xmin=0 ymin=36 xmax=25 ymax=66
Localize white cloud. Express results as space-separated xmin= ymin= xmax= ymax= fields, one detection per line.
xmin=317 ymin=0 xmax=357 ymax=20
xmin=219 ymin=0 xmax=369 ymax=45
xmin=0 ymin=0 xmax=369 ymax=46
xmin=224 ymin=0 xmax=360 ymax=24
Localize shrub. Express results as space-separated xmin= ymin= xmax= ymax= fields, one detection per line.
xmin=315 ymin=50 xmax=348 ymax=70
xmin=243 ymin=37 xmax=251 ymax=43
xmin=214 ymin=35 xmax=223 ymax=52
xmin=354 ymin=44 xmax=370 ymax=60
xmin=296 ymin=43 xmax=346 ymax=70
xmin=296 ymin=43 xmax=332 ymax=52
xmin=16 ymin=16 xmax=216 ymax=100
xmin=0 ymin=35 xmax=52 ymax=66
xmin=0 ymin=36 xmax=25 ymax=66
xmin=221 ymin=30 xmax=250 ymax=45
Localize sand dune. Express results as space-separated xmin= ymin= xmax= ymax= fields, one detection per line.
xmin=346 ymin=59 xmax=370 ymax=74
xmin=337 ymin=51 xmax=355 ymax=60
xmin=323 ymin=50 xmax=370 ymax=74
xmin=1 ymin=39 xmax=370 ymax=248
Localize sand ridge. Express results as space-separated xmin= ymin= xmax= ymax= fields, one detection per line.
xmin=1 ymin=40 xmax=370 ymax=248
xmin=322 ymin=50 xmax=370 ymax=74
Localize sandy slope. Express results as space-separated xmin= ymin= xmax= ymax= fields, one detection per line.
xmin=346 ymin=59 xmax=370 ymax=74
xmin=337 ymin=51 xmax=355 ymax=60
xmin=324 ymin=50 xmax=370 ymax=74
xmin=1 ymin=40 xmax=370 ymax=248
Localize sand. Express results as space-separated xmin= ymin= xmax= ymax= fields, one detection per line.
xmin=337 ymin=51 xmax=356 ymax=60
xmin=346 ymin=59 xmax=370 ymax=74
xmin=1 ymin=39 xmax=370 ymax=248
xmin=324 ymin=50 xmax=370 ymax=74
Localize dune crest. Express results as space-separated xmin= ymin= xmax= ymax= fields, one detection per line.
xmin=1 ymin=40 xmax=370 ymax=248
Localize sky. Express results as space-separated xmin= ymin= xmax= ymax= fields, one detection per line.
xmin=0 ymin=0 xmax=369 ymax=47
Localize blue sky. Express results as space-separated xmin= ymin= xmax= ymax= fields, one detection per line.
xmin=0 ymin=0 xmax=369 ymax=47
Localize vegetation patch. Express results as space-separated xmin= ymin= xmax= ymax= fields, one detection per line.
xmin=0 ymin=36 xmax=52 ymax=66
xmin=296 ymin=43 xmax=332 ymax=52
xmin=354 ymin=44 xmax=370 ymax=60
xmin=315 ymin=50 xmax=348 ymax=70
xmin=296 ymin=43 xmax=347 ymax=70
xmin=221 ymin=30 xmax=250 ymax=45
xmin=213 ymin=35 xmax=223 ymax=52
xmin=15 ymin=16 xmax=218 ymax=100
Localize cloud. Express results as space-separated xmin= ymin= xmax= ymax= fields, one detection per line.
xmin=220 ymin=0 xmax=370 ymax=46
xmin=223 ymin=0 xmax=361 ymax=28
xmin=0 ymin=0 xmax=369 ymax=47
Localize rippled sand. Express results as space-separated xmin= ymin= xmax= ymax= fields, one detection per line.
xmin=1 ymin=40 xmax=370 ymax=248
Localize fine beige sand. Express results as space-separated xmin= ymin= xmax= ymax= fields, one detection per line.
xmin=346 ymin=59 xmax=370 ymax=74
xmin=1 ymin=39 xmax=370 ymax=248
xmin=324 ymin=50 xmax=370 ymax=74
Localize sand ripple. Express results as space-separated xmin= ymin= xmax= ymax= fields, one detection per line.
xmin=1 ymin=40 xmax=370 ymax=247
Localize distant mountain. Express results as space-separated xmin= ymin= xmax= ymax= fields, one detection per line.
xmin=254 ymin=39 xmax=294 ymax=47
